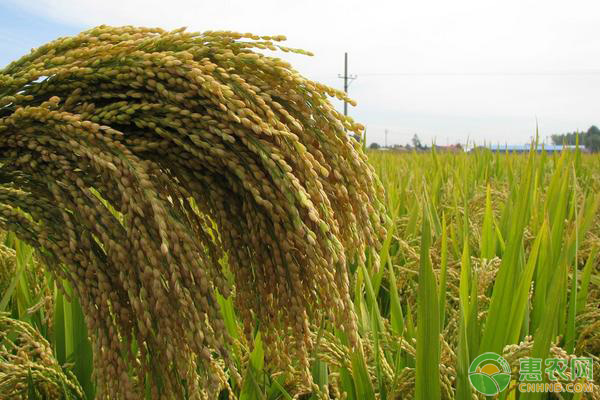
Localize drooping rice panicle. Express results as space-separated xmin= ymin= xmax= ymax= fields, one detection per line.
xmin=0 ymin=25 xmax=386 ymax=399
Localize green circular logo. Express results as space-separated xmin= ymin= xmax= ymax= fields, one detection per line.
xmin=468 ymin=352 xmax=512 ymax=395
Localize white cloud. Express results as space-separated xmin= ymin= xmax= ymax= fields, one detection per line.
xmin=8 ymin=0 xmax=600 ymax=145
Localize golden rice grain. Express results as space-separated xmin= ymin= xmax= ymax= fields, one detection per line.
xmin=0 ymin=25 xmax=385 ymax=398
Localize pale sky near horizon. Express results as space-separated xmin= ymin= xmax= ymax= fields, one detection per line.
xmin=1 ymin=0 xmax=599 ymax=146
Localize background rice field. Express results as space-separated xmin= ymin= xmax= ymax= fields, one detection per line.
xmin=2 ymin=146 xmax=599 ymax=399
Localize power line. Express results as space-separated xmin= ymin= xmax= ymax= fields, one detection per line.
xmin=357 ymin=70 xmax=600 ymax=77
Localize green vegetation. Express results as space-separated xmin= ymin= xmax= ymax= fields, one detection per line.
xmin=552 ymin=125 xmax=600 ymax=152
xmin=2 ymin=146 xmax=599 ymax=399
xmin=0 ymin=25 xmax=598 ymax=400
xmin=0 ymin=26 xmax=385 ymax=399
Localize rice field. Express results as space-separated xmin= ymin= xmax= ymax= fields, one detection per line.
xmin=1 ymin=25 xmax=599 ymax=400
xmin=1 ymin=145 xmax=599 ymax=399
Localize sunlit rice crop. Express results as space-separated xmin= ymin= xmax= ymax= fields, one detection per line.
xmin=0 ymin=313 xmax=84 ymax=399
xmin=0 ymin=25 xmax=386 ymax=399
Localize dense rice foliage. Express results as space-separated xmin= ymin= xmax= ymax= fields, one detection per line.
xmin=3 ymin=147 xmax=599 ymax=399
xmin=0 ymin=26 xmax=599 ymax=400
xmin=368 ymin=149 xmax=600 ymax=400
xmin=0 ymin=26 xmax=385 ymax=399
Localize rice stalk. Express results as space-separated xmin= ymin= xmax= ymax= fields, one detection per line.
xmin=0 ymin=25 xmax=386 ymax=399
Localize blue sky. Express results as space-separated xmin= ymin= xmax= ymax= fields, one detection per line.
xmin=0 ymin=2 xmax=83 ymax=68
xmin=1 ymin=0 xmax=600 ymax=146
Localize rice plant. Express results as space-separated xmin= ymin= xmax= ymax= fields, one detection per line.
xmin=0 ymin=25 xmax=599 ymax=400
xmin=0 ymin=25 xmax=385 ymax=399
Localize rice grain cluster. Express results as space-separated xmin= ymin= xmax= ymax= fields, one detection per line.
xmin=0 ymin=313 xmax=84 ymax=399
xmin=0 ymin=25 xmax=386 ymax=398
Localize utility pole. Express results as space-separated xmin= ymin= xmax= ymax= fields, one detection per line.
xmin=338 ymin=52 xmax=357 ymax=117
xmin=385 ymin=129 xmax=388 ymax=148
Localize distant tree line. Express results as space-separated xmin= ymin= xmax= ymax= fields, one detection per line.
xmin=368 ymin=134 xmax=428 ymax=150
xmin=551 ymin=125 xmax=600 ymax=152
